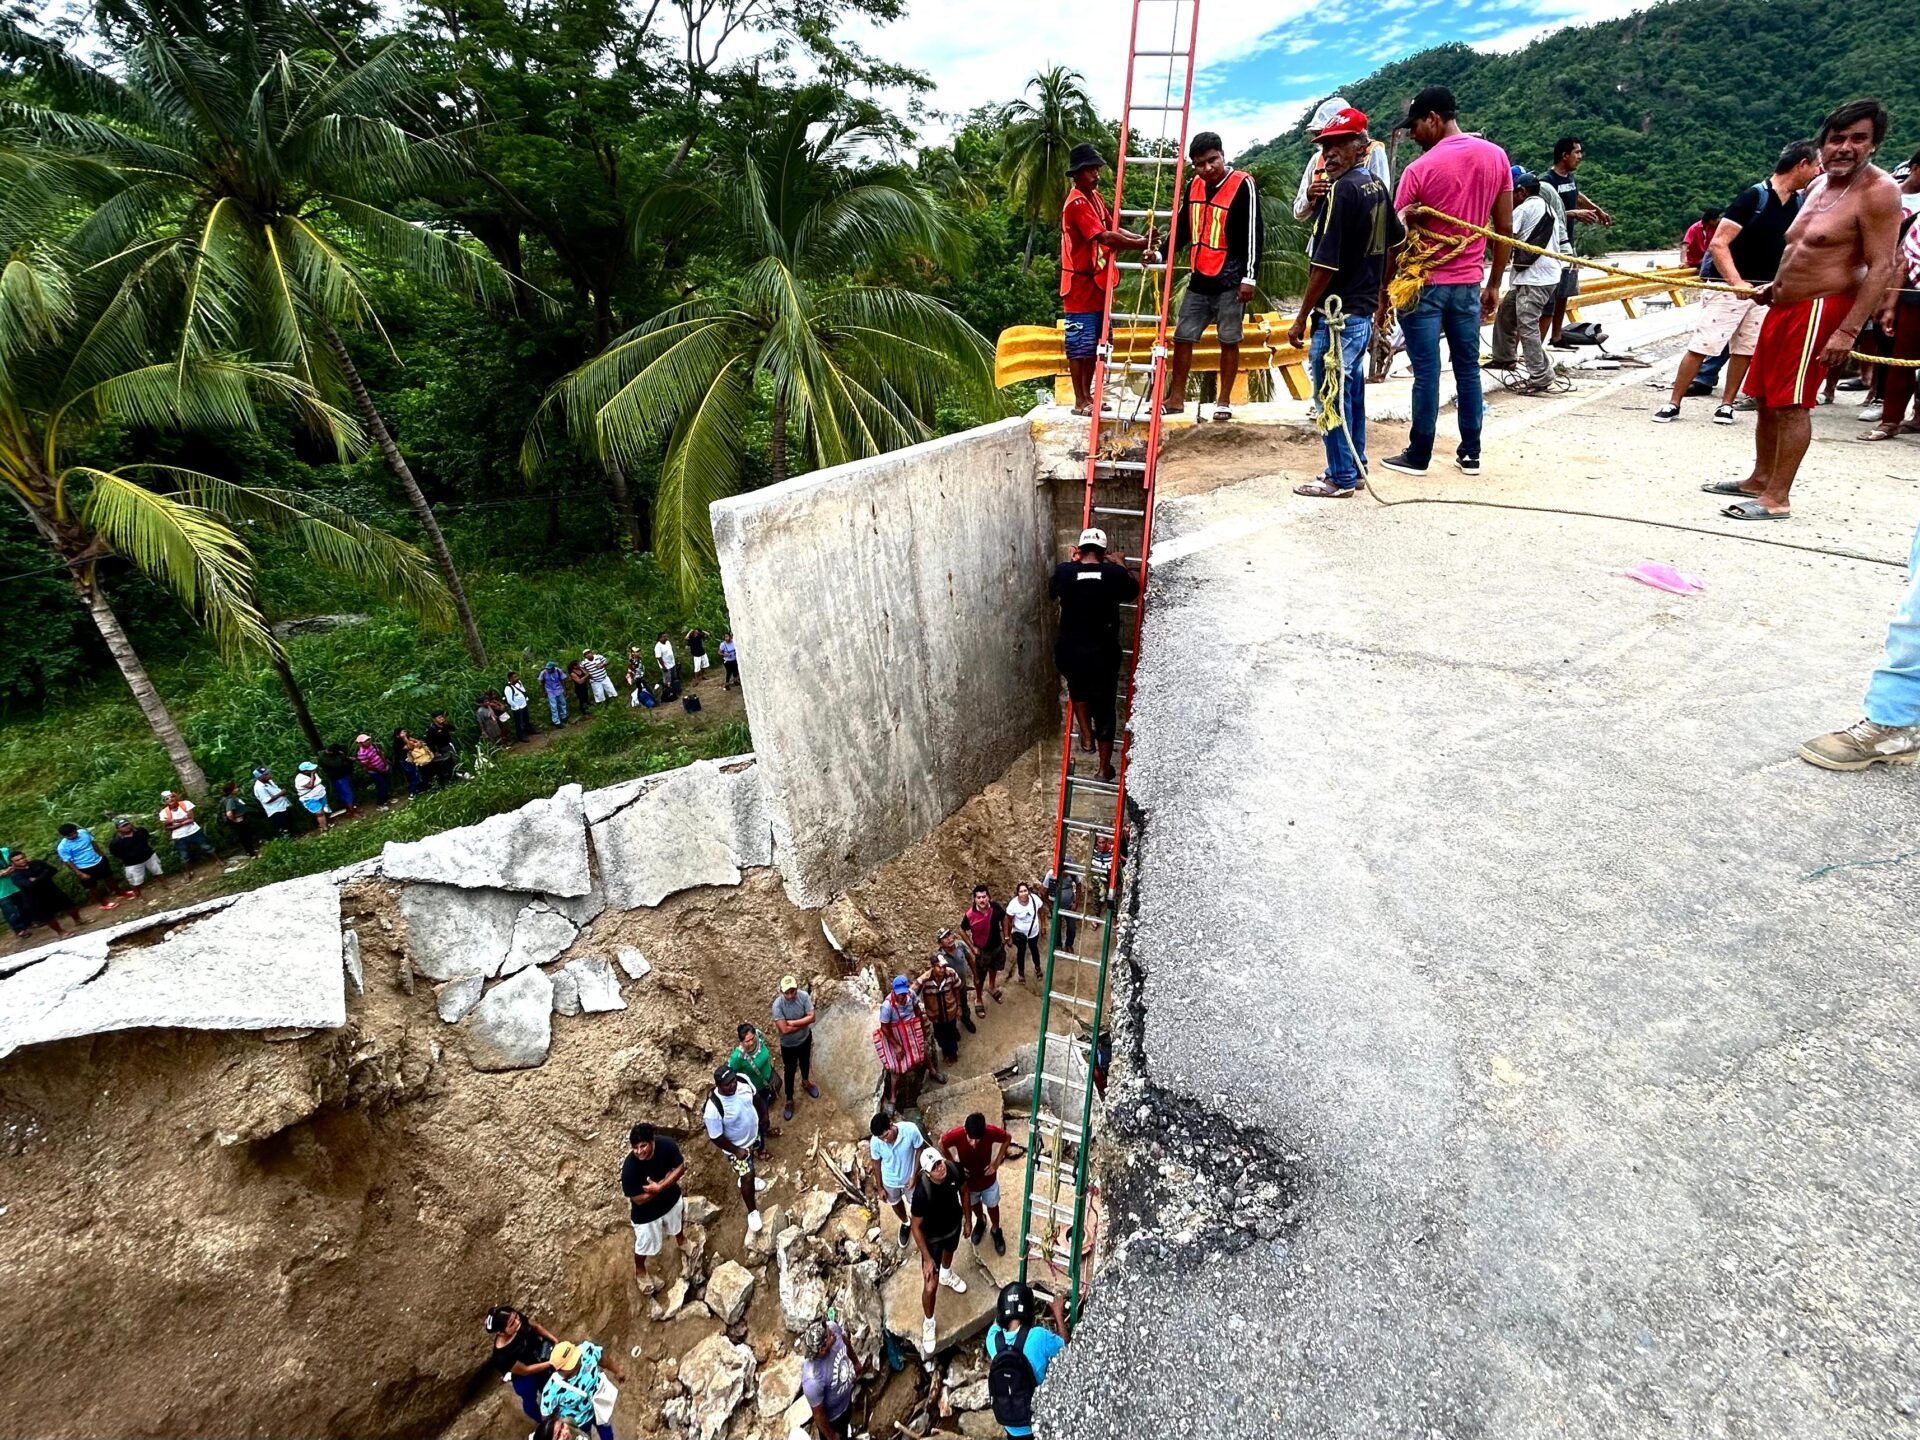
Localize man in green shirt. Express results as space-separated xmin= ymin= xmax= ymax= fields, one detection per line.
xmin=0 ymin=846 xmax=29 ymax=937
xmin=729 ymin=1022 xmax=781 ymax=1156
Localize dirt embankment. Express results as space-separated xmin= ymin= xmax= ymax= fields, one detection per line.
xmin=0 ymin=749 xmax=1052 ymax=1440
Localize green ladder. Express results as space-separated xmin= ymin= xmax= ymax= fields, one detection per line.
xmin=1014 ymin=0 xmax=1200 ymax=1321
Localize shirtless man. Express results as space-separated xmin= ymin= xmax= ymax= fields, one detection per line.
xmin=1707 ymin=100 xmax=1902 ymax=521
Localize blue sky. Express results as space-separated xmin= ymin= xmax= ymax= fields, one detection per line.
xmin=847 ymin=0 xmax=1647 ymax=148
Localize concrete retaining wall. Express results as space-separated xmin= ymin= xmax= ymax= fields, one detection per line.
xmin=712 ymin=416 xmax=1056 ymax=907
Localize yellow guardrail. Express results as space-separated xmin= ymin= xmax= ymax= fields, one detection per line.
xmin=995 ymin=313 xmax=1314 ymax=405
xmin=1566 ymin=266 xmax=1698 ymax=323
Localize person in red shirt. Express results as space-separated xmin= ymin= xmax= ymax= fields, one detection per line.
xmin=940 ymin=1111 xmax=1013 ymax=1256
xmin=1681 ymin=207 xmax=1722 ymax=269
xmin=1059 ymin=142 xmax=1156 ymax=416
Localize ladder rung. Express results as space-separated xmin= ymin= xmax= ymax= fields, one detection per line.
xmin=1124 ymin=154 xmax=1179 ymax=164
xmin=1112 ymin=261 xmax=1169 ymax=271
xmin=1093 ymin=458 xmax=1147 ymax=471
xmin=1091 ymin=506 xmax=1145 ymax=517
xmin=1060 ymin=817 xmax=1115 ymax=835
xmin=1127 ymin=104 xmax=1185 ymax=112
xmin=1048 ymin=990 xmax=1099 ymax=1009
xmin=1055 ymin=909 xmax=1107 ymax=924
xmin=1131 ymin=51 xmax=1190 ymax=59
xmin=1116 ymin=208 xmax=1159 ymax=218
xmin=1103 ymin=360 xmax=1155 ymax=373
xmin=1108 ymin=311 xmax=1161 ymax=322
xmin=1034 ymin=1113 xmax=1087 ymax=1144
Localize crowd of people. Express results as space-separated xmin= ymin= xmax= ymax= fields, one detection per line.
xmin=0 ymin=631 xmax=737 ymax=944
xmin=1057 ymin=88 xmax=1918 ymax=516
xmin=475 ymin=871 xmax=1075 ymax=1440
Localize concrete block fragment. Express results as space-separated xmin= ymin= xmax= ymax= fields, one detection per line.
xmin=499 ymin=903 xmax=577 ymax=977
xmin=464 ymin=965 xmax=553 ymax=1070
xmin=382 ymin=783 xmax=590 ymax=895
xmin=435 ymin=974 xmax=484 ymax=1023
xmin=563 ymin=955 xmax=626 ymax=1014
xmin=397 ymin=883 xmax=523 ymax=981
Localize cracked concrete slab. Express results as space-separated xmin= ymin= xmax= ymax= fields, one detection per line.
xmin=591 ymin=759 xmax=770 ymax=909
xmin=1041 ymin=375 xmax=1920 ymax=1439
xmin=1 ymin=875 xmax=345 ymax=1057
xmin=381 ymin=783 xmax=590 ymax=895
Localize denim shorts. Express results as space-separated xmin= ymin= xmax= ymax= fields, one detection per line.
xmin=1063 ymin=311 xmax=1101 ymax=360
xmin=1175 ymin=286 xmax=1246 ymax=344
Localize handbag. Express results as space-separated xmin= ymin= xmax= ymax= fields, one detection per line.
xmin=592 ymin=1375 xmax=618 ymax=1426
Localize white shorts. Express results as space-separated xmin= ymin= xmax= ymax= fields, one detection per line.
xmin=123 ymin=855 xmax=165 ymax=886
xmin=590 ymin=675 xmax=618 ymax=703
xmin=691 ymin=654 xmax=710 ymax=673
xmin=1688 ymin=290 xmax=1764 ymax=359
xmin=631 ymin=1197 xmax=685 ymax=1257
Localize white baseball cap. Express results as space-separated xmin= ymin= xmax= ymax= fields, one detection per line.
xmin=1078 ymin=527 xmax=1108 ymax=549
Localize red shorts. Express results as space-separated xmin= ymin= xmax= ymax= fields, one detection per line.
xmin=1742 ymin=294 xmax=1855 ymax=409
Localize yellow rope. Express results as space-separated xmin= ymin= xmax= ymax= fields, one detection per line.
xmin=1858 ymin=353 xmax=1920 ymax=366
xmin=1404 ymin=205 xmax=1758 ymax=296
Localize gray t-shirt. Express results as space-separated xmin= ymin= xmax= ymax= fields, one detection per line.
xmin=771 ymin=990 xmax=814 ymax=1049
xmin=802 ymin=1322 xmax=855 ymax=1416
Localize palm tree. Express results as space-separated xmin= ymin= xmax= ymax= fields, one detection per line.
xmin=1 ymin=0 xmax=515 ymax=667
xmin=0 ymin=169 xmax=446 ymax=794
xmin=528 ymin=88 xmax=997 ymax=600
xmin=999 ymin=66 xmax=1100 ymax=269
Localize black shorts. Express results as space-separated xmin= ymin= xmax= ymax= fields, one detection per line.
xmin=1059 ymin=649 xmax=1120 ymax=704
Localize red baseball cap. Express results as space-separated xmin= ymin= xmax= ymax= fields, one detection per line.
xmin=1315 ymin=107 xmax=1369 ymax=141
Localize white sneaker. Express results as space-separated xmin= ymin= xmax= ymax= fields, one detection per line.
xmin=753 ymin=1177 xmax=770 ymax=1193
xmin=1859 ymin=403 xmax=1884 ymax=422
xmin=938 ymin=1267 xmax=967 ymax=1294
xmin=746 ymin=1210 xmax=763 ymax=1234
xmin=921 ymin=1316 xmax=938 ymax=1354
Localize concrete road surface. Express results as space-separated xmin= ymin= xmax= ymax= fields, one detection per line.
xmin=1039 ymin=355 xmax=1920 ymax=1439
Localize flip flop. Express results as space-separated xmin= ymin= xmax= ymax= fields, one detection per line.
xmin=1213 ymin=406 xmax=1233 ymax=421
xmin=1294 ymin=477 xmax=1357 ymax=498
xmin=1857 ymin=427 xmax=1903 ymax=442
xmin=1722 ymin=499 xmax=1789 ymax=521
xmin=1700 ymin=480 xmax=1753 ymax=496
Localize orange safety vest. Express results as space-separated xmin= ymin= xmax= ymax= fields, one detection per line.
xmin=1059 ymin=188 xmax=1116 ymax=298
xmin=1186 ymin=170 xmax=1250 ymax=277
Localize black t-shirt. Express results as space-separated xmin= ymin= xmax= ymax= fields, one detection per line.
xmin=108 ymin=828 xmax=154 ymax=865
xmin=1540 ymin=169 xmax=1582 ymax=234
xmin=1308 ymin=168 xmax=1405 ymax=315
xmin=1049 ymin=560 xmax=1140 ymax=658
xmin=686 ymin=630 xmax=707 ymax=656
xmin=910 ymin=1169 xmax=966 ymax=1240
xmin=318 ymin=753 xmax=352 ymax=781
xmin=622 ymin=1137 xmax=684 ymax=1224
xmin=487 ymin=1313 xmax=553 ymax=1376
xmin=1704 ymin=180 xmax=1802 ymax=285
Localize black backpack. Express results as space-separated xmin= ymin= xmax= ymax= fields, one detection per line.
xmin=987 ymin=1323 xmax=1038 ymax=1428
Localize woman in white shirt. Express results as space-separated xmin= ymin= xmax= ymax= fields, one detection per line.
xmin=1005 ymin=881 xmax=1045 ymax=982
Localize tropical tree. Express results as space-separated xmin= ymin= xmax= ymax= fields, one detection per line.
xmin=528 ymin=87 xmax=998 ymax=600
xmin=0 ymin=162 xmax=446 ymax=794
xmin=1 ymin=0 xmax=516 ymax=666
xmin=998 ymin=66 xmax=1100 ymax=269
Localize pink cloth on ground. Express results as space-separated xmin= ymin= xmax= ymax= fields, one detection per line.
xmin=1393 ymin=133 xmax=1514 ymax=285
xmin=1625 ymin=562 xmax=1705 ymax=594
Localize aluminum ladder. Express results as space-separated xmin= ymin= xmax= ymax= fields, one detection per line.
xmin=1014 ymin=0 xmax=1199 ymax=1322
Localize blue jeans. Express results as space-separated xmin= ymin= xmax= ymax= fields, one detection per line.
xmin=1399 ymin=281 xmax=1485 ymax=465
xmin=510 ymin=706 xmax=530 ymax=740
xmin=547 ymin=690 xmax=567 ymax=726
xmin=1865 ymin=521 xmax=1920 ymax=726
xmin=1309 ymin=312 xmax=1374 ymax=488
xmin=330 ymin=777 xmax=354 ymax=808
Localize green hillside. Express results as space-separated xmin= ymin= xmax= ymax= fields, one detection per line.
xmin=1240 ymin=0 xmax=1920 ymax=250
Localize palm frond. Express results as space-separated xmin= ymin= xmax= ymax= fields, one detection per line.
xmin=163 ymin=468 xmax=452 ymax=624
xmin=70 ymin=465 xmax=272 ymax=657
xmin=651 ymin=360 xmax=750 ymax=603
xmin=320 ymin=195 xmax=516 ymax=309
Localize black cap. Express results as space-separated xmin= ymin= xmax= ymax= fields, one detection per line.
xmin=1398 ymin=85 xmax=1457 ymax=129
xmin=1066 ymin=142 xmax=1105 ymax=173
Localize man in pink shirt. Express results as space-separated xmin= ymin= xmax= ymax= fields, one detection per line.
xmin=1378 ymin=85 xmax=1513 ymax=477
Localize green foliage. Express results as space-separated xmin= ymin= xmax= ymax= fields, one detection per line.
xmin=1239 ymin=0 xmax=1920 ymax=250
xmin=0 ymin=550 xmax=734 ymax=868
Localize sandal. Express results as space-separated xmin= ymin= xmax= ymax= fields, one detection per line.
xmin=765 ymin=1126 xmax=782 ymax=1139
xmin=1722 ymin=499 xmax=1789 ymax=521
xmin=1161 ymin=400 xmax=1184 ymax=415
xmin=1858 ymin=426 xmax=1902 ymax=442
xmin=1293 ymin=477 xmax=1357 ymax=498
xmin=1212 ymin=405 xmax=1233 ymax=421
xmin=1700 ymin=479 xmax=1754 ymax=496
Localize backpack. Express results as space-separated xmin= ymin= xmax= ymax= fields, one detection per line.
xmin=987 ymin=1323 xmax=1038 ymax=1428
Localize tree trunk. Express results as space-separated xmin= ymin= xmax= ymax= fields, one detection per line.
xmin=322 ymin=320 xmax=488 ymax=667
xmin=269 ymin=649 xmax=325 ymax=751
xmin=1023 ymin=223 xmax=1036 ymax=272
xmin=72 ymin=564 xmax=210 ymax=796
xmin=770 ymin=393 xmax=788 ymax=487
xmin=605 ymin=454 xmax=647 ymax=553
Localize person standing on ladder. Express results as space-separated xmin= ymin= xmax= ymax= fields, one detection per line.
xmin=1167 ymin=131 xmax=1263 ymax=421
xmin=1288 ymin=106 xmax=1404 ymax=498
xmin=1059 ymin=142 xmax=1157 ymax=417
xmin=1050 ymin=528 xmax=1139 ymax=781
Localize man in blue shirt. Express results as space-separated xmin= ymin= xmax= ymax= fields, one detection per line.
xmin=56 ymin=823 xmax=134 ymax=910
xmin=984 ymin=1281 xmax=1071 ymax=1438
